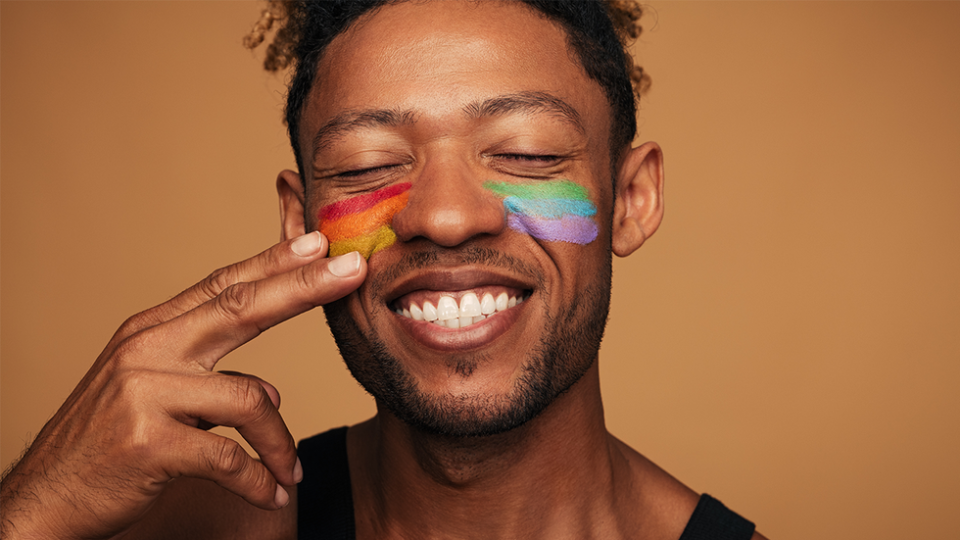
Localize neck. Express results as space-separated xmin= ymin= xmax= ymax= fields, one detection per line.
xmin=348 ymin=362 xmax=637 ymax=539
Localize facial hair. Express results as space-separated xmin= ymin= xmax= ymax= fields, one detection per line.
xmin=323 ymin=245 xmax=612 ymax=438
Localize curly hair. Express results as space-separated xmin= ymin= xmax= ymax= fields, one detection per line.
xmin=245 ymin=0 xmax=650 ymax=179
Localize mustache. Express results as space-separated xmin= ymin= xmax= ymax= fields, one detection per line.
xmin=368 ymin=244 xmax=545 ymax=299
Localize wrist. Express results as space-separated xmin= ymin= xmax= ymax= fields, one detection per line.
xmin=1 ymin=472 xmax=78 ymax=540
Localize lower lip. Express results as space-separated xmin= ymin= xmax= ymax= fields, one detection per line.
xmin=394 ymin=299 xmax=526 ymax=352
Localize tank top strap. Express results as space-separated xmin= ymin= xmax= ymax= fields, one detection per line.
xmin=297 ymin=427 xmax=356 ymax=540
xmin=678 ymin=493 xmax=755 ymax=540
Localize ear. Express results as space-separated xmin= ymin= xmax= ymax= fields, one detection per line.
xmin=611 ymin=141 xmax=664 ymax=257
xmin=276 ymin=169 xmax=307 ymax=242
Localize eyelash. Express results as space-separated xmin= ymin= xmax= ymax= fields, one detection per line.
xmin=497 ymin=153 xmax=560 ymax=164
xmin=500 ymin=153 xmax=555 ymax=160
xmin=337 ymin=164 xmax=400 ymax=178
xmin=332 ymin=153 xmax=560 ymax=180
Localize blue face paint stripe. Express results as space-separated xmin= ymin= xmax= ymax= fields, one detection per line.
xmin=502 ymin=197 xmax=597 ymax=219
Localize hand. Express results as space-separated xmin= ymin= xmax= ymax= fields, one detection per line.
xmin=0 ymin=232 xmax=365 ymax=539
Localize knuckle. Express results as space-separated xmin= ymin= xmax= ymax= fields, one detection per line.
xmin=295 ymin=263 xmax=317 ymax=291
xmin=115 ymin=311 xmax=153 ymax=339
xmin=264 ymin=242 xmax=286 ymax=271
xmin=200 ymin=266 xmax=237 ymax=299
xmin=108 ymin=374 xmax=160 ymax=452
xmin=112 ymin=369 xmax=152 ymax=401
xmin=233 ymin=378 xmax=272 ymax=419
xmin=110 ymin=331 xmax=153 ymax=367
xmin=211 ymin=437 xmax=249 ymax=477
xmin=122 ymin=416 xmax=157 ymax=459
xmin=215 ymin=282 xmax=257 ymax=322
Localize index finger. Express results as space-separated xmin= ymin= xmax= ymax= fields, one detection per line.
xmin=130 ymin=232 xmax=331 ymax=335
xmin=159 ymin=250 xmax=366 ymax=371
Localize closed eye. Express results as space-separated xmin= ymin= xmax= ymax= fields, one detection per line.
xmin=336 ymin=164 xmax=401 ymax=178
xmin=497 ymin=153 xmax=561 ymax=164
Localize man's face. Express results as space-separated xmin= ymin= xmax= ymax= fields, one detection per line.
xmin=299 ymin=1 xmax=618 ymax=436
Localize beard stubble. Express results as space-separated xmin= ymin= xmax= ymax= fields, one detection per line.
xmin=322 ymin=246 xmax=612 ymax=438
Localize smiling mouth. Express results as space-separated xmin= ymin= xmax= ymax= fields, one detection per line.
xmin=392 ymin=288 xmax=531 ymax=330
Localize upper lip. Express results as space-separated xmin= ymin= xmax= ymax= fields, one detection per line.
xmin=384 ymin=266 xmax=535 ymax=306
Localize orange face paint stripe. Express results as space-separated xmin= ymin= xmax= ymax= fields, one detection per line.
xmin=320 ymin=193 xmax=409 ymax=243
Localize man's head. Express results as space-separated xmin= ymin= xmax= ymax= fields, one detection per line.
xmin=252 ymin=0 xmax=664 ymax=437
xmin=246 ymin=0 xmax=650 ymax=182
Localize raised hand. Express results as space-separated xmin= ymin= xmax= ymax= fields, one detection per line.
xmin=0 ymin=232 xmax=365 ymax=540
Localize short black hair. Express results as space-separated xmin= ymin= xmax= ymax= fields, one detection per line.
xmin=246 ymin=0 xmax=647 ymax=180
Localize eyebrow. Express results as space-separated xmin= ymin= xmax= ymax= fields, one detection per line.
xmin=312 ymin=91 xmax=584 ymax=156
xmin=462 ymin=91 xmax=585 ymax=134
xmin=313 ymin=109 xmax=419 ymax=154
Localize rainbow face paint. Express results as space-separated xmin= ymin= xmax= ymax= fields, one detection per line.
xmin=484 ymin=179 xmax=598 ymax=244
xmin=319 ymin=183 xmax=410 ymax=258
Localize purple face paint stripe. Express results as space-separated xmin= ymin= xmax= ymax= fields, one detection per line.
xmin=507 ymin=214 xmax=598 ymax=245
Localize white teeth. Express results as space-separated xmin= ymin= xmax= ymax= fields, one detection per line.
xmin=437 ymin=296 xmax=459 ymax=321
xmin=495 ymin=292 xmax=509 ymax=312
xmin=398 ymin=291 xmax=529 ymax=328
xmin=422 ymin=301 xmax=438 ymax=321
xmin=459 ymin=292 xmax=481 ymax=317
xmin=480 ymin=293 xmax=496 ymax=315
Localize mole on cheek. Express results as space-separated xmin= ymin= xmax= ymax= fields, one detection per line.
xmin=483 ymin=179 xmax=598 ymax=244
xmin=318 ymin=183 xmax=411 ymax=258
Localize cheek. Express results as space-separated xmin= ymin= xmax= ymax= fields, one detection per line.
xmin=318 ymin=183 xmax=411 ymax=258
xmin=484 ymin=179 xmax=599 ymax=245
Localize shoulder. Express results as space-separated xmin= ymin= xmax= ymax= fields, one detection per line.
xmin=123 ymin=476 xmax=297 ymax=540
xmin=610 ymin=435 xmax=699 ymax=538
xmin=611 ymin=436 xmax=765 ymax=540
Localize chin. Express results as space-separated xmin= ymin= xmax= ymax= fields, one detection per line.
xmin=322 ymin=264 xmax=610 ymax=438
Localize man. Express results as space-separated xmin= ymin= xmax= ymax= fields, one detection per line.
xmin=1 ymin=1 xmax=764 ymax=538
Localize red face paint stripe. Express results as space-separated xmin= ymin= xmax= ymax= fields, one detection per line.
xmin=318 ymin=182 xmax=412 ymax=222
xmin=320 ymin=193 xmax=409 ymax=243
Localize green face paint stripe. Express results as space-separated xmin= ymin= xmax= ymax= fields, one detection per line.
xmin=482 ymin=180 xmax=589 ymax=201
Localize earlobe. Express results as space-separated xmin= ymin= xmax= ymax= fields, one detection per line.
xmin=611 ymin=142 xmax=664 ymax=257
xmin=276 ymin=169 xmax=307 ymax=242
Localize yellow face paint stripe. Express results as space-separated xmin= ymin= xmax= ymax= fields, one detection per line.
xmin=327 ymin=224 xmax=398 ymax=258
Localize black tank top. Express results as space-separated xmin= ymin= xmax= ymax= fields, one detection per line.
xmin=297 ymin=428 xmax=755 ymax=540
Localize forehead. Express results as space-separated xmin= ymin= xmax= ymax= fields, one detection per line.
xmin=300 ymin=0 xmax=611 ymax=159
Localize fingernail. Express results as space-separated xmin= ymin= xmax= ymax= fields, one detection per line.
xmin=291 ymin=231 xmax=322 ymax=257
xmin=327 ymin=251 xmax=361 ymax=277
xmin=275 ymin=485 xmax=290 ymax=508
xmin=293 ymin=457 xmax=303 ymax=484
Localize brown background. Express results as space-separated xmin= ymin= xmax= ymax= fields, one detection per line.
xmin=2 ymin=2 xmax=958 ymax=538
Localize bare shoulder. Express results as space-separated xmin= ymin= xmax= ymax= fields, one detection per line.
xmin=610 ymin=435 xmax=700 ymax=539
xmin=123 ymin=477 xmax=296 ymax=540
xmin=611 ymin=436 xmax=766 ymax=540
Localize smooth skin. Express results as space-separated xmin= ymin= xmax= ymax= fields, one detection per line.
xmin=0 ymin=2 xmax=766 ymax=539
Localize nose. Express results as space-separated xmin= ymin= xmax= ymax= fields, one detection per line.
xmin=391 ymin=156 xmax=505 ymax=247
